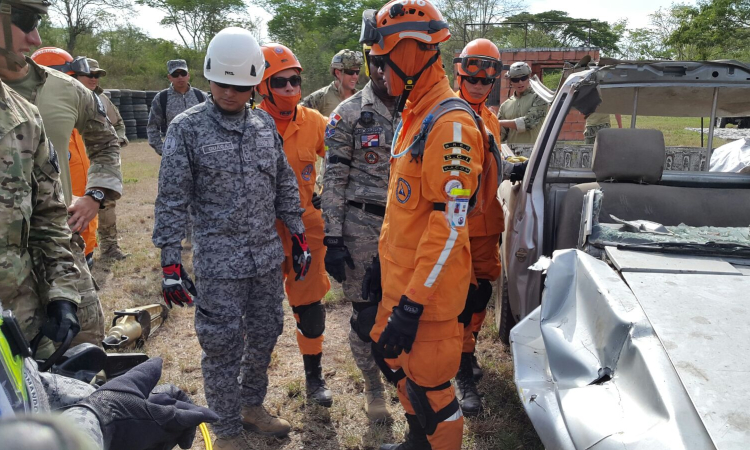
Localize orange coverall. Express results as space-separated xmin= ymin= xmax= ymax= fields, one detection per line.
xmin=464 ymin=104 xmax=504 ymax=353
xmin=272 ymin=105 xmax=331 ymax=356
xmin=371 ymin=76 xmax=483 ymax=450
xmin=68 ymin=129 xmax=98 ymax=254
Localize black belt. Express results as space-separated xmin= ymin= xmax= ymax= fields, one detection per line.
xmin=348 ymin=201 xmax=386 ymax=217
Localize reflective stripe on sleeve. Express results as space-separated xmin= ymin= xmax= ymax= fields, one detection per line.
xmin=424 ymin=227 xmax=459 ymax=288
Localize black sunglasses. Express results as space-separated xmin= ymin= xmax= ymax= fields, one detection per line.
xmin=370 ymin=56 xmax=386 ymax=71
xmin=212 ymin=81 xmax=254 ymax=93
xmin=343 ymin=69 xmax=360 ymax=76
xmin=510 ymin=75 xmax=529 ymax=83
xmin=11 ymin=8 xmax=42 ymax=34
xmin=270 ymin=75 xmax=302 ymax=89
xmin=81 ymin=73 xmax=101 ymax=79
xmin=465 ymin=77 xmax=494 ymax=86
xmin=170 ymin=70 xmax=188 ymax=78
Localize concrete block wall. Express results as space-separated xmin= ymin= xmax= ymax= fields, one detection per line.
xmin=455 ymin=46 xmax=601 ymax=141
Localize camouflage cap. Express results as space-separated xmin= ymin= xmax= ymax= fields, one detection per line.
xmin=86 ymin=57 xmax=106 ymax=76
xmin=330 ymin=49 xmax=363 ymax=75
xmin=167 ymin=59 xmax=188 ymax=75
xmin=3 ymin=0 xmax=50 ymax=14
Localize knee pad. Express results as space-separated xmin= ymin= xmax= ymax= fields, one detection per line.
xmin=405 ymin=378 xmax=461 ymax=436
xmin=473 ymin=279 xmax=493 ymax=313
xmin=350 ymin=302 xmax=378 ymax=343
xmin=292 ymin=301 xmax=326 ymax=338
xmin=458 ymin=284 xmax=476 ymax=327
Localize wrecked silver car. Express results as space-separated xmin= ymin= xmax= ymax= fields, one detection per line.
xmin=501 ymin=60 xmax=750 ymax=449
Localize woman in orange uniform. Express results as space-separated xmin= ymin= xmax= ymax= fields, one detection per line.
xmin=361 ymin=1 xmax=485 ymax=448
xmin=257 ymin=44 xmax=333 ymax=407
xmin=453 ymin=38 xmax=504 ymax=417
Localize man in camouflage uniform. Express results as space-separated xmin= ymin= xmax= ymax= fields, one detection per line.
xmin=302 ymin=49 xmax=363 ymax=192
xmin=153 ymin=28 xmax=310 ymax=449
xmin=321 ymin=45 xmax=396 ymax=423
xmin=147 ymin=59 xmax=206 ymax=156
xmin=74 ymin=57 xmax=129 ymax=261
xmin=498 ymin=61 xmax=549 ymax=144
xmin=584 ymin=112 xmax=622 ymax=144
xmin=0 ymin=0 xmax=82 ymax=358
xmin=0 ymin=7 xmax=122 ymax=352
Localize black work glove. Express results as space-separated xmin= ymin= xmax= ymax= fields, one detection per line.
xmin=377 ymin=295 xmax=423 ymax=358
xmin=162 ymin=264 xmax=197 ymax=309
xmin=324 ymin=236 xmax=355 ymax=283
xmin=291 ymin=233 xmax=312 ymax=281
xmin=458 ymin=283 xmax=477 ymax=327
xmin=69 ymin=357 xmax=219 ymax=450
xmin=510 ymin=160 xmax=528 ymax=183
xmin=311 ymin=192 xmax=322 ymax=210
xmin=41 ymin=300 xmax=80 ymax=343
xmin=361 ymin=254 xmax=382 ymax=303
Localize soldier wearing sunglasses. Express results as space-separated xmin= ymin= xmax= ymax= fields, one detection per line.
xmin=0 ymin=0 xmax=123 ymax=358
xmin=497 ymin=61 xmax=549 ymax=144
xmin=147 ymin=59 xmax=206 ymax=156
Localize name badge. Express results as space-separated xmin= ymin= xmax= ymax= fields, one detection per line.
xmin=256 ymin=130 xmax=274 ymax=148
xmin=202 ymin=142 xmax=233 ymax=154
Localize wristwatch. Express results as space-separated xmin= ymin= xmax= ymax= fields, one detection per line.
xmin=84 ymin=188 xmax=105 ymax=208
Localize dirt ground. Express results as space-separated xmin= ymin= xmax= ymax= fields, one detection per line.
xmin=91 ymin=142 xmax=542 ymax=450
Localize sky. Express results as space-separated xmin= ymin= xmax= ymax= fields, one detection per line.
xmin=133 ymin=0 xmax=698 ymax=45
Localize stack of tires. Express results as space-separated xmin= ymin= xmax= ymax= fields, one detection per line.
xmin=119 ymin=89 xmax=137 ymax=142
xmin=132 ymin=90 xmax=148 ymax=139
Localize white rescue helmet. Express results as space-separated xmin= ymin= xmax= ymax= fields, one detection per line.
xmin=506 ymin=61 xmax=532 ymax=79
xmin=204 ymin=27 xmax=265 ymax=86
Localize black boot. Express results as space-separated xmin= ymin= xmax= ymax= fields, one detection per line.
xmin=303 ymin=353 xmax=332 ymax=407
xmin=380 ymin=414 xmax=432 ymax=450
xmin=455 ymin=352 xmax=482 ymax=417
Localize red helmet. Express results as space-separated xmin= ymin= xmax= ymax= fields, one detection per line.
xmin=31 ymin=47 xmax=89 ymax=75
xmin=359 ymin=0 xmax=450 ymax=56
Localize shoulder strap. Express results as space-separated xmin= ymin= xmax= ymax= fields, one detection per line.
xmin=159 ymin=90 xmax=168 ymax=133
xmin=193 ymin=88 xmax=205 ymax=103
xmin=407 ymin=97 xmax=480 ymax=162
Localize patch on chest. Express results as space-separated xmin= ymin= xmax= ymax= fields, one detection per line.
xmin=163 ymin=134 xmax=178 ymax=156
xmin=396 ymin=178 xmax=411 ymax=204
xmin=361 ymin=134 xmax=380 ymax=148
xmin=364 ymin=151 xmax=379 ymax=164
xmin=256 ymin=130 xmax=275 ymax=148
xmin=202 ymin=142 xmax=233 ymax=154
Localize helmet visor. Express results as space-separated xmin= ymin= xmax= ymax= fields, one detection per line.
xmin=454 ymin=56 xmax=501 ymax=79
xmin=50 ymin=56 xmax=90 ymax=75
xmin=359 ymin=9 xmax=380 ymax=46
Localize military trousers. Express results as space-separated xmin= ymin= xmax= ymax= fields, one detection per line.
xmin=69 ymin=233 xmax=105 ymax=349
xmin=584 ymin=123 xmax=610 ymax=145
xmin=97 ymin=200 xmax=119 ymax=251
xmin=342 ymin=205 xmax=383 ymax=375
xmin=195 ymin=271 xmax=285 ymax=439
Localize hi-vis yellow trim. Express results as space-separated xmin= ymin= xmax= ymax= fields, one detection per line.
xmin=450 ymin=188 xmax=471 ymax=197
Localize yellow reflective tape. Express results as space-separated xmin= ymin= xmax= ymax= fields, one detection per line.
xmin=450 ymin=188 xmax=471 ymax=196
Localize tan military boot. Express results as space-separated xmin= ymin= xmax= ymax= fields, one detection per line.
xmin=241 ymin=405 xmax=291 ymax=437
xmin=363 ymin=368 xmax=391 ymax=423
xmin=100 ymin=243 xmax=129 ymax=261
xmin=213 ymin=434 xmax=254 ymax=450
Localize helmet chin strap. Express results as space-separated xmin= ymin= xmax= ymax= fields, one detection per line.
xmin=459 ymin=78 xmax=491 ymax=107
xmin=0 ymin=6 xmax=28 ymax=72
xmin=386 ymin=48 xmax=441 ymax=113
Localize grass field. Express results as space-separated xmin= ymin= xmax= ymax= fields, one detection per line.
xmin=92 ymin=142 xmax=543 ymax=450
xmin=623 ymin=115 xmax=728 ymax=148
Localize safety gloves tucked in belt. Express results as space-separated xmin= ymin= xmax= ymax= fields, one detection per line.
xmin=291 ymin=233 xmax=312 ymax=281
xmin=377 ymin=295 xmax=423 ymax=358
xmin=41 ymin=300 xmax=81 ymax=342
xmin=68 ymin=357 xmax=219 ymax=450
xmin=323 ymin=236 xmax=355 ymax=283
xmin=161 ymin=264 xmax=197 ymax=309
xmin=509 ymin=160 xmax=528 ymax=183
xmin=311 ymin=192 xmax=322 ymax=210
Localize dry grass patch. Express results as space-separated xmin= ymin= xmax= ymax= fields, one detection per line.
xmin=93 ymin=141 xmax=541 ymax=449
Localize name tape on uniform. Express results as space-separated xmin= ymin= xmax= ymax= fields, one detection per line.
xmin=443 ymin=141 xmax=471 ymax=152
xmin=442 ymin=164 xmax=471 ymax=174
xmin=443 ymin=154 xmax=471 ymax=163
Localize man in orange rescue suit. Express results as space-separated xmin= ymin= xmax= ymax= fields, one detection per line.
xmin=453 ymin=38 xmax=504 ymax=417
xmin=257 ymin=43 xmax=333 ymax=407
xmin=361 ymin=2 xmax=484 ymax=448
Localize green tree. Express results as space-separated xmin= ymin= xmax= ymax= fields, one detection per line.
xmin=136 ymin=0 xmax=253 ymax=50
xmin=667 ymin=0 xmax=750 ymax=60
xmin=436 ymin=0 xmax=525 ymax=46
xmin=49 ymin=0 xmax=131 ymax=52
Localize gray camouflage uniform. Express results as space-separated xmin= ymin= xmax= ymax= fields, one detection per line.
xmin=152 ymin=98 xmax=304 ymax=439
xmin=321 ymin=81 xmax=395 ymax=376
xmin=146 ymin=85 xmax=205 ymax=155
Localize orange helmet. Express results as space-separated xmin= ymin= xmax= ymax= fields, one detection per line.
xmin=455 ymin=39 xmax=501 ymax=79
xmin=359 ymin=0 xmax=450 ymax=56
xmin=261 ymin=43 xmax=302 ymax=80
xmin=31 ymin=47 xmax=89 ymax=75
